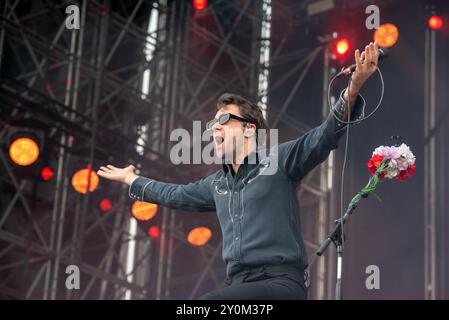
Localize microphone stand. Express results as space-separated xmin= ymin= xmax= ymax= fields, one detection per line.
xmin=316 ymin=189 xmax=371 ymax=300
xmin=316 ymin=156 xmax=389 ymax=300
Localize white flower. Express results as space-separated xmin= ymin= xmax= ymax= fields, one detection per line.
xmin=398 ymin=143 xmax=415 ymax=163
xmin=385 ymin=169 xmax=399 ymax=179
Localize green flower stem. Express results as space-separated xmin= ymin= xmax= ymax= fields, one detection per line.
xmin=350 ymin=159 xmax=389 ymax=204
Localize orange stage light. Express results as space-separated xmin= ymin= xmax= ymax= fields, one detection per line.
xmin=131 ymin=201 xmax=158 ymax=221
xmin=374 ymin=23 xmax=399 ymax=48
xmin=71 ymin=168 xmax=99 ymax=194
xmin=187 ymin=226 xmax=212 ymax=246
xmin=9 ymin=137 xmax=40 ymax=166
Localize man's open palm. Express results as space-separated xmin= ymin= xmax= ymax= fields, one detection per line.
xmin=97 ymin=164 xmax=137 ymax=185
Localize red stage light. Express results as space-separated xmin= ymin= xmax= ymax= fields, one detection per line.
xmin=336 ymin=39 xmax=350 ymax=56
xmin=428 ymin=16 xmax=443 ymax=30
xmin=100 ymin=199 xmax=112 ymax=212
xmin=193 ymin=0 xmax=207 ymax=11
xmin=148 ymin=226 xmax=160 ymax=238
xmin=40 ymin=167 xmax=54 ymax=181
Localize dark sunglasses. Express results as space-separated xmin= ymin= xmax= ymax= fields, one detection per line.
xmin=206 ymin=113 xmax=252 ymax=130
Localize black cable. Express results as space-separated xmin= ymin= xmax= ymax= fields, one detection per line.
xmin=330 ymin=65 xmax=385 ymax=262
xmin=328 ymin=66 xmax=385 ymax=125
xmin=339 ymin=77 xmax=351 ymax=253
xmin=309 ymin=64 xmax=385 ymax=272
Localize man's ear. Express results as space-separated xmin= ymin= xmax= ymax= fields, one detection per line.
xmin=244 ymin=124 xmax=256 ymax=137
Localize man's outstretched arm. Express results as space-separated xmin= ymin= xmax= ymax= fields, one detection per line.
xmin=97 ymin=164 xmax=216 ymax=212
xmin=278 ymin=42 xmax=379 ymax=182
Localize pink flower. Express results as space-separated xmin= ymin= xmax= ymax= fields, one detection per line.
xmin=373 ymin=146 xmax=401 ymax=160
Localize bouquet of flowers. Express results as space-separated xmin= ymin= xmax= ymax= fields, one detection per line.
xmin=351 ymin=143 xmax=416 ymax=203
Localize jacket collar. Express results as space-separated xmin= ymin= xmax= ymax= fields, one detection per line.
xmin=222 ymin=148 xmax=260 ymax=175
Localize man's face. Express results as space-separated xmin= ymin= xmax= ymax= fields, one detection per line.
xmin=211 ymin=104 xmax=246 ymax=161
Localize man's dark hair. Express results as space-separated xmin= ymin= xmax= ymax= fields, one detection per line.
xmin=216 ymin=93 xmax=268 ymax=131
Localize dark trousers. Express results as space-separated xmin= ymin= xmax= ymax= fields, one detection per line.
xmin=198 ymin=265 xmax=308 ymax=300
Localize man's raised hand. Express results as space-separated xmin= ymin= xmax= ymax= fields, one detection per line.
xmin=352 ymin=41 xmax=380 ymax=91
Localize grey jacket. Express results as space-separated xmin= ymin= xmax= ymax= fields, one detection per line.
xmin=129 ymin=92 xmax=365 ymax=277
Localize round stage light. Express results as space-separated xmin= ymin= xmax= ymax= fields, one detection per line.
xmin=148 ymin=226 xmax=160 ymax=238
xmin=71 ymin=168 xmax=99 ymax=194
xmin=187 ymin=226 xmax=212 ymax=246
xmin=100 ymin=199 xmax=112 ymax=212
xmin=131 ymin=201 xmax=158 ymax=221
xmin=40 ymin=167 xmax=54 ymax=181
xmin=193 ymin=0 xmax=207 ymax=11
xmin=9 ymin=137 xmax=40 ymax=166
xmin=374 ymin=23 xmax=399 ymax=48
xmin=428 ymin=16 xmax=443 ymax=30
xmin=336 ymin=39 xmax=350 ymax=56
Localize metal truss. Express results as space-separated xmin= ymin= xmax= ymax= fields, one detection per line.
xmin=423 ymin=3 xmax=449 ymax=299
xmin=0 ymin=0 xmax=342 ymax=300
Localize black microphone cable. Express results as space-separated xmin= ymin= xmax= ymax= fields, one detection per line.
xmin=322 ymin=64 xmax=385 ymax=271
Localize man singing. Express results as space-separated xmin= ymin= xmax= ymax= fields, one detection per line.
xmin=97 ymin=42 xmax=380 ymax=300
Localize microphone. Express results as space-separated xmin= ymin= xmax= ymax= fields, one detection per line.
xmin=337 ymin=48 xmax=389 ymax=77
